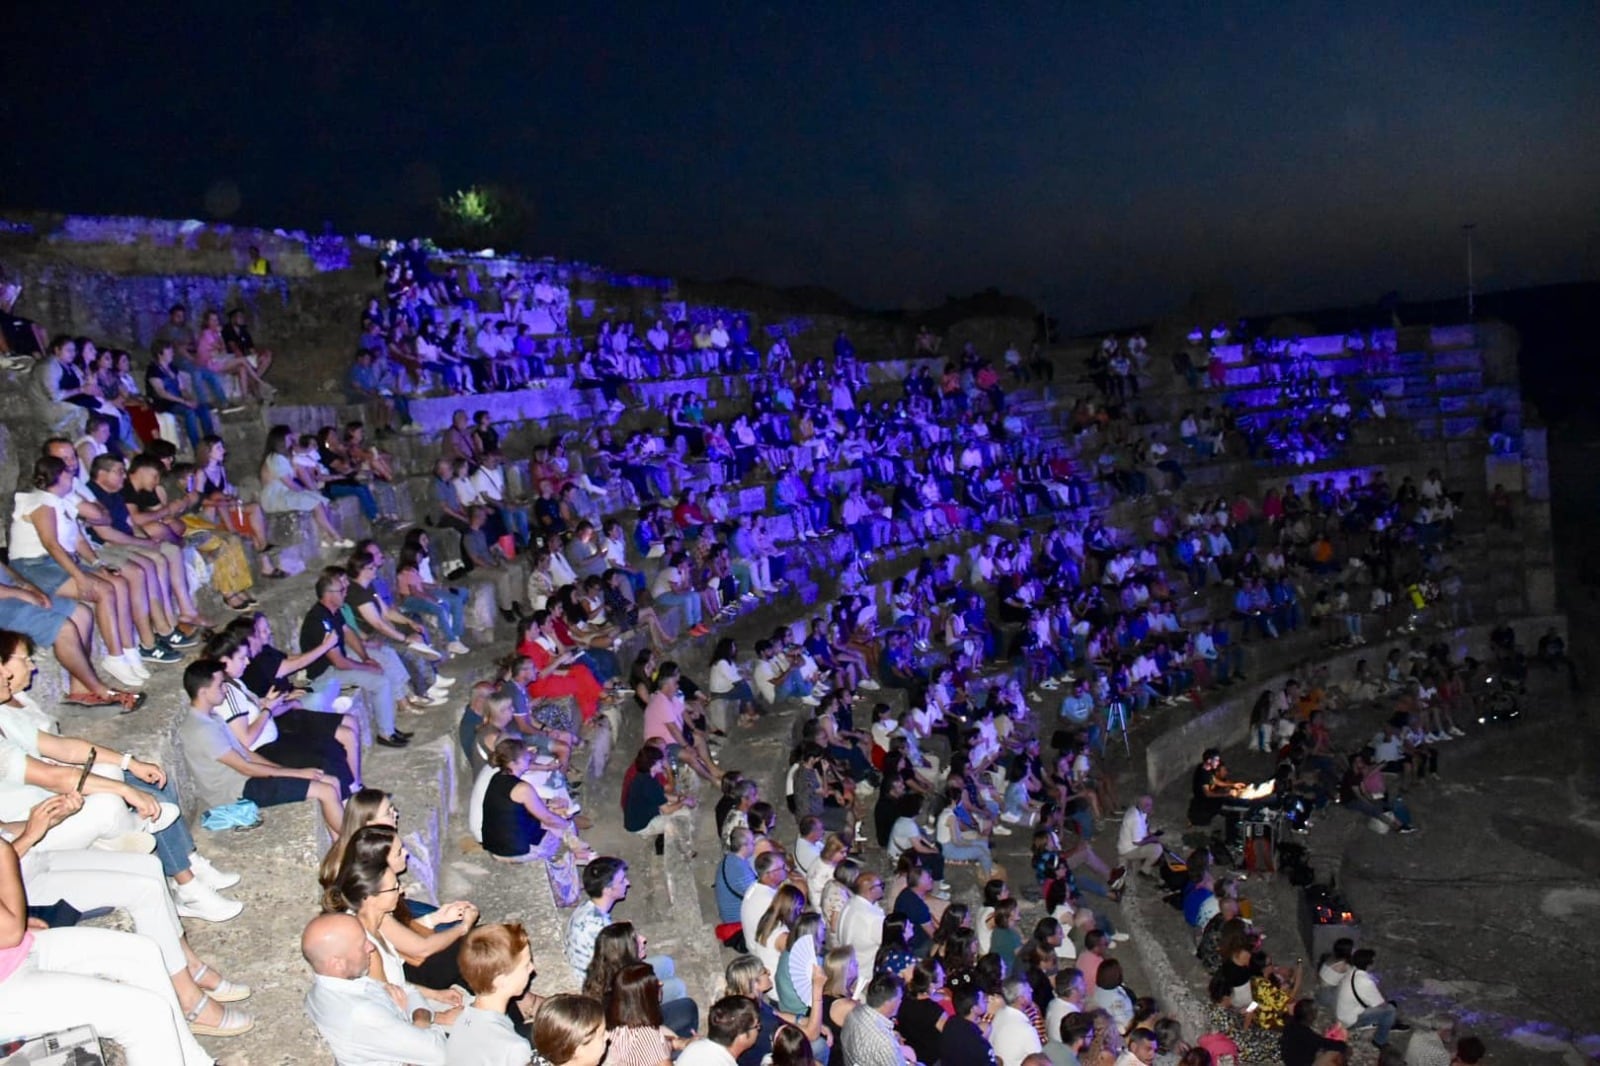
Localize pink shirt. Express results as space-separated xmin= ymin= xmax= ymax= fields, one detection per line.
xmin=195 ymin=327 xmax=226 ymax=369
xmin=0 ymin=930 xmax=34 ymax=984
xmin=1075 ymin=949 xmax=1103 ymax=990
xmin=642 ymin=691 xmax=683 ymax=746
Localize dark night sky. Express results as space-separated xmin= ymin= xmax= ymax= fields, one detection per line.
xmin=4 ymin=2 xmax=1597 ymax=331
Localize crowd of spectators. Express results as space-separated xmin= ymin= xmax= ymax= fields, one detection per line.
xmin=0 ymin=244 xmax=1513 ymax=1066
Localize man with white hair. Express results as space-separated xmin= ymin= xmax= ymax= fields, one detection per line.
xmin=990 ymin=974 xmax=1043 ymax=1066
xmin=1117 ymin=795 xmax=1166 ymax=879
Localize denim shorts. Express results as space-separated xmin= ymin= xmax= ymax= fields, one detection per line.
xmin=10 ymin=555 xmax=73 ymax=595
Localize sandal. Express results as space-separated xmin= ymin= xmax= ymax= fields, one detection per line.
xmin=185 ymin=994 xmax=254 ymax=1037
xmin=62 ymin=690 xmax=145 ymax=714
xmin=190 ymin=962 xmax=252 ymax=1003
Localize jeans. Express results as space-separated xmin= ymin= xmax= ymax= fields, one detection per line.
xmin=1074 ymin=866 xmax=1111 ymax=899
xmin=656 ymin=590 xmax=701 ymax=628
xmin=404 ymin=591 xmax=466 ymax=643
xmin=499 ymin=505 xmax=532 ymax=546
xmin=316 ymin=664 xmax=398 ymax=736
xmin=662 ymin=995 xmax=699 ymax=1039
xmin=647 ymin=955 xmax=689 ymax=1010
xmin=185 ymin=365 xmax=229 ymax=408
xmin=576 ymin=647 xmax=620 ymax=684
xmin=942 ymin=841 xmax=993 ymax=876
xmin=1354 ymin=1003 xmax=1397 ymax=1045
xmin=775 ymin=670 xmax=812 ymax=701
xmin=1002 ymin=782 xmax=1031 ymax=820
xmin=169 ymin=404 xmax=218 ymax=447
xmin=377 ymin=642 xmax=432 ymax=700
xmin=123 ymin=775 xmax=195 ymax=879
xmin=326 ymin=481 xmax=379 ymax=521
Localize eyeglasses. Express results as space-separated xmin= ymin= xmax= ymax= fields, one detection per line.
xmin=375 ymin=884 xmax=402 ymax=895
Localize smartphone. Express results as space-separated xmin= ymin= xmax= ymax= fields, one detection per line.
xmin=76 ymin=748 xmax=98 ymax=792
xmin=1244 ymin=1001 xmax=1260 ymax=1014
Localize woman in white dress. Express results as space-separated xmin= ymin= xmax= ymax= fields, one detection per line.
xmin=258 ymin=424 xmax=350 ymax=549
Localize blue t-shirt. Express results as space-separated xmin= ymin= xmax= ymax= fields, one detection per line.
xmin=714 ymin=854 xmax=757 ymax=924
xmin=894 ymin=887 xmax=932 ymax=929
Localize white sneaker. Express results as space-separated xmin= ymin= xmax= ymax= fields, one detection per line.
xmin=1001 ymin=812 xmax=1026 ymax=824
xmin=139 ymin=802 xmax=182 ymax=834
xmin=430 ymin=674 xmax=457 ymax=688
xmin=100 ymin=655 xmax=146 ymax=690
xmin=187 ymin=852 xmax=241 ymax=891
xmin=447 ymin=641 xmax=471 ymax=656
xmin=1449 ymin=726 xmax=1466 ymax=737
xmin=859 ymin=678 xmax=881 ymax=691
xmin=410 ymin=693 xmax=449 ymax=709
xmin=123 ymin=650 xmax=152 ymax=681
xmin=800 ymin=695 xmax=821 ymax=706
xmin=1110 ymin=932 xmax=1132 ymax=943
xmin=407 ymin=641 xmax=444 ymax=660
xmin=172 ymin=878 xmax=244 ymax=923
xmin=992 ymin=824 xmax=1014 ymax=836
xmin=426 ymin=685 xmax=453 ymax=701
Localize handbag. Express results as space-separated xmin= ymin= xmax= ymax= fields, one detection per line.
xmin=201 ymin=799 xmax=262 ymax=832
xmin=545 ymin=848 xmax=582 ymax=908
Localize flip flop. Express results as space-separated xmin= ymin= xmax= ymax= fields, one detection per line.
xmin=62 ymin=690 xmax=146 ymax=714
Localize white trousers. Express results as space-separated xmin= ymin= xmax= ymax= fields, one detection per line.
xmin=20 ymin=848 xmax=187 ymax=973
xmin=23 ymin=790 xmax=136 ymax=853
xmin=0 ymin=926 xmax=212 ymax=1066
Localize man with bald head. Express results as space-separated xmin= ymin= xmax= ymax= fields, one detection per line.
xmin=1116 ymin=795 xmax=1165 ymax=879
xmin=302 ymin=912 xmax=449 ymax=1065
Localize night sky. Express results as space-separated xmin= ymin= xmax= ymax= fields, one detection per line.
xmin=4 ymin=2 xmax=1597 ymax=331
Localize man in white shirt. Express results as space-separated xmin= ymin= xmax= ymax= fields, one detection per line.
xmin=468 ymin=452 xmax=530 ymax=547
xmin=739 ymin=851 xmax=787 ymax=960
xmin=1116 ymin=795 xmax=1164 ymax=878
xmin=647 ymin=320 xmax=669 ymax=351
xmin=990 ymin=975 xmax=1043 ymax=1066
xmin=792 ymin=815 xmax=825 ymax=880
xmin=677 ymin=996 xmax=760 ymax=1066
xmin=1334 ymin=948 xmax=1400 ymax=1048
xmin=302 ymin=912 xmax=449 ymax=1066
xmin=838 ymin=871 xmax=886 ymax=965
xmin=1044 ymin=969 xmax=1086 ymax=1048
